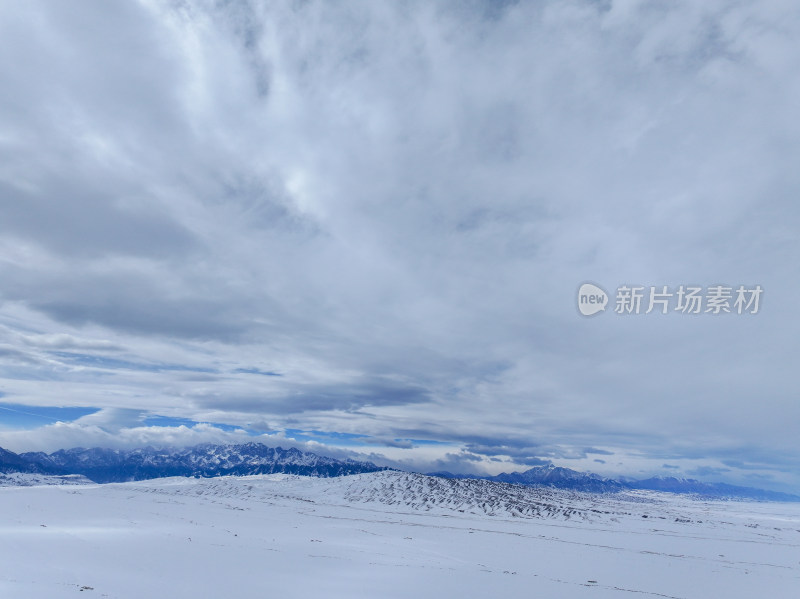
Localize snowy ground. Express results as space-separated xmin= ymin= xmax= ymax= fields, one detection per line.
xmin=1 ymin=471 xmax=798 ymax=598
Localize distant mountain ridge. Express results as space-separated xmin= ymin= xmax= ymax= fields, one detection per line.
xmin=489 ymin=464 xmax=625 ymax=493
xmin=2 ymin=443 xmax=797 ymax=501
xmin=0 ymin=446 xmax=60 ymax=475
xmin=430 ymin=464 xmax=800 ymax=502
xmin=7 ymin=442 xmax=386 ymax=483
xmin=430 ymin=464 xmax=623 ymax=494
xmin=623 ymin=476 xmax=800 ymax=502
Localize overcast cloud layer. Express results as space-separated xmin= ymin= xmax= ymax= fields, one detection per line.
xmin=1 ymin=1 xmax=799 ymax=492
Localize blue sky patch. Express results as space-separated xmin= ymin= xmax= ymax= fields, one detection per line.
xmin=285 ymin=428 xmax=370 ymax=446
xmin=0 ymin=402 xmax=99 ymax=428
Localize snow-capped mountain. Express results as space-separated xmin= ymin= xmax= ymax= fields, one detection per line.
xmin=488 ymin=464 xmax=624 ymax=493
xmin=3 ymin=442 xmax=798 ymax=501
xmin=431 ymin=464 xmax=625 ymax=493
xmin=432 ymin=465 xmax=800 ymax=501
xmin=624 ymin=476 xmax=800 ymax=502
xmin=13 ymin=442 xmax=386 ymax=483
xmin=0 ymin=446 xmax=60 ymax=475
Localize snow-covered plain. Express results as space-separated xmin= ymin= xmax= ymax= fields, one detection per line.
xmin=1 ymin=471 xmax=798 ymax=598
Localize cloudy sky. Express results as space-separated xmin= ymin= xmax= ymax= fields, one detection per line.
xmin=1 ymin=0 xmax=798 ymax=492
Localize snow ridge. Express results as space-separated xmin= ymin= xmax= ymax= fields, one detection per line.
xmin=128 ymin=471 xmax=645 ymax=522
xmin=331 ymin=471 xmax=621 ymax=520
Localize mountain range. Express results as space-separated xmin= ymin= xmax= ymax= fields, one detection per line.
xmin=2 ymin=442 xmax=798 ymax=501
xmin=3 ymin=442 xmax=385 ymax=483
xmin=430 ymin=464 xmax=800 ymax=502
xmin=0 ymin=446 xmax=61 ymax=475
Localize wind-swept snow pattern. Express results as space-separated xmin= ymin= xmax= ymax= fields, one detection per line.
xmin=1 ymin=471 xmax=798 ymax=598
xmin=0 ymin=473 xmax=92 ymax=487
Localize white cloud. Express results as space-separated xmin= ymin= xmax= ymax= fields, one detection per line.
xmin=0 ymin=0 xmax=799 ymax=491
